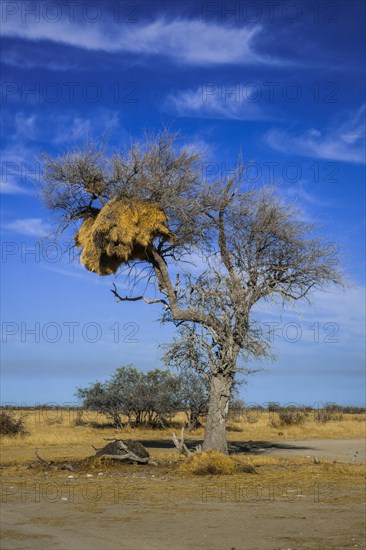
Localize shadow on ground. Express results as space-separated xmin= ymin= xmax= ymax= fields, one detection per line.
xmin=228 ymin=440 xmax=315 ymax=454
xmin=140 ymin=439 xmax=315 ymax=454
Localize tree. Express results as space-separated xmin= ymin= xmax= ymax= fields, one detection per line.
xmin=42 ymin=130 xmax=343 ymax=453
xmin=76 ymin=365 xmax=184 ymax=428
xmin=177 ymin=369 xmax=210 ymax=431
xmin=76 ymin=381 xmax=124 ymax=428
xmin=136 ymin=369 xmax=183 ymax=428
xmin=75 ymin=364 xmax=142 ymax=428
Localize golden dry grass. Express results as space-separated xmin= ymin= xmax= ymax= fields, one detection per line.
xmin=226 ymin=410 xmax=366 ymax=440
xmin=1 ymin=410 xmax=365 ymax=454
xmin=1 ymin=409 xmax=364 ymax=474
xmin=179 ymin=450 xmax=256 ymax=475
xmin=1 ymin=409 xmax=365 ymax=507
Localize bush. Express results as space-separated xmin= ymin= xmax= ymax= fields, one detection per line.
xmin=276 ymin=407 xmax=306 ymax=426
xmin=341 ymin=406 xmax=366 ymax=414
xmin=0 ymin=411 xmax=27 ymax=435
xmin=315 ymin=404 xmax=343 ymax=423
xmin=179 ymin=450 xmax=256 ymax=475
xmin=72 ymin=410 xmax=88 ymax=427
xmin=268 ymin=402 xmax=280 ymax=412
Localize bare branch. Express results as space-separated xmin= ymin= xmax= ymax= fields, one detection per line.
xmin=172 ymin=427 xmax=192 ymax=457
xmin=32 ymin=450 xmax=74 ymax=472
xmin=111 ymin=283 xmax=170 ymax=309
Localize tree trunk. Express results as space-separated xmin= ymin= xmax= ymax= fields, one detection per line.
xmin=187 ymin=409 xmax=201 ymax=431
xmin=202 ymin=372 xmax=233 ymax=454
xmin=112 ymin=412 xmax=123 ymax=429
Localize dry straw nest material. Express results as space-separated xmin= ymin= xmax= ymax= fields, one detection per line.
xmin=75 ymin=198 xmax=171 ymax=275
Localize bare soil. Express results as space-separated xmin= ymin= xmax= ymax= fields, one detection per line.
xmin=1 ymin=439 xmax=365 ymax=550
xmin=228 ymin=439 xmax=365 ymax=463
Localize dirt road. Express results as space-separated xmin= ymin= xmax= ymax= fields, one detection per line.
xmin=228 ymin=439 xmax=365 ymax=463
xmin=1 ymin=497 xmax=365 ymax=550
xmin=1 ymin=439 xmax=365 ymax=550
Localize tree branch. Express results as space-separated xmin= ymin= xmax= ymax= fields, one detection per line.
xmin=111 ymin=283 xmax=170 ymax=309
xmin=148 ymin=247 xmax=223 ymax=336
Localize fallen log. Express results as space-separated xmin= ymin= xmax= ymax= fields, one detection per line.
xmin=94 ymin=439 xmax=157 ymax=466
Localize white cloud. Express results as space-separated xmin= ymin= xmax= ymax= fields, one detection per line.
xmin=1 ymin=17 xmax=273 ymax=66
xmin=4 ymin=218 xmax=51 ymax=237
xmin=1 ymin=110 xmax=122 ymax=194
xmin=0 ymin=177 xmax=33 ymax=195
xmin=285 ymin=185 xmax=324 ymax=206
xmin=265 ymin=105 xmax=366 ymax=164
xmin=253 ymin=286 xmax=365 ymax=344
xmin=52 ymin=111 xmax=120 ymax=144
xmin=282 ymin=180 xmax=333 ymax=210
xmin=0 ymin=144 xmax=39 ymax=195
xmin=2 ymin=48 xmax=78 ymax=71
xmin=8 ymin=109 xmax=120 ymax=145
xmin=14 ymin=113 xmax=38 ymax=140
xmin=165 ymin=85 xmax=268 ymax=120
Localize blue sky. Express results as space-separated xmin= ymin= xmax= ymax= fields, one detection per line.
xmin=1 ymin=0 xmax=365 ymax=407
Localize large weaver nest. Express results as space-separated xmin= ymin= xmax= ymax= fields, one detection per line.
xmin=75 ymin=198 xmax=171 ymax=275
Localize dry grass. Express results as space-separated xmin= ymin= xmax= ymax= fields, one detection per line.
xmin=0 ymin=408 xmax=364 ymax=492
xmin=1 ymin=410 xmax=365 ymax=507
xmin=1 ymin=409 xmax=364 ymax=457
xmin=179 ymin=450 xmax=256 ymax=476
xmin=226 ymin=410 xmax=366 ymax=440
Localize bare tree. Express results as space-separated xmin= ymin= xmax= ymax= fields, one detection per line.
xmin=41 ymin=130 xmax=343 ymax=454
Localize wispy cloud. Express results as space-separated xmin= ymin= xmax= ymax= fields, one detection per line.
xmin=0 ymin=177 xmax=33 ymax=195
xmin=0 ymin=144 xmax=39 ymax=195
xmin=264 ymin=106 xmax=365 ymax=164
xmin=252 ymin=285 xmax=365 ymax=370
xmin=13 ymin=113 xmax=38 ymax=140
xmin=1 ymin=18 xmax=282 ymax=67
xmin=4 ymin=218 xmax=51 ymax=237
xmin=165 ymin=85 xmax=269 ymax=120
xmin=6 ymin=110 xmax=120 ymax=145
xmin=1 ymin=110 xmax=122 ymax=194
xmin=1 ymin=48 xmax=78 ymax=71
xmin=52 ymin=112 xmax=120 ymax=145
xmin=283 ymin=180 xmax=334 ymax=209
xmin=254 ymin=286 xmax=365 ymax=335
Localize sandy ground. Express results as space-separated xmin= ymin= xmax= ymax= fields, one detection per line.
xmin=1 ymin=498 xmax=365 ymax=550
xmin=228 ymin=439 xmax=365 ymax=463
xmin=1 ymin=439 xmax=365 ymax=550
